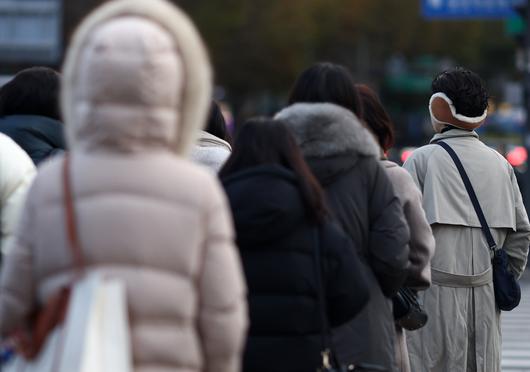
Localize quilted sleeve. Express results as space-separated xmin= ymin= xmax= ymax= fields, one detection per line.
xmin=198 ymin=178 xmax=248 ymax=372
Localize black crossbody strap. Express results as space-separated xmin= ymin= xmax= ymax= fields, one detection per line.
xmin=436 ymin=141 xmax=497 ymax=251
xmin=312 ymin=227 xmax=333 ymax=366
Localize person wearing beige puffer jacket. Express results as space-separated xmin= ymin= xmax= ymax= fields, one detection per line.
xmin=0 ymin=1 xmax=248 ymax=372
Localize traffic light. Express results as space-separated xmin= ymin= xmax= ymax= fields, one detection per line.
xmin=505 ymin=1 xmax=529 ymax=71
xmin=507 ymin=0 xmax=527 ymax=46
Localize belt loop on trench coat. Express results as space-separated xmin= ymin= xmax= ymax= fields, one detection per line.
xmin=431 ymin=267 xmax=493 ymax=288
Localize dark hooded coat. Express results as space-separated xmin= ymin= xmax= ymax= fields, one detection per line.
xmin=276 ymin=103 xmax=410 ymax=372
xmin=222 ymin=164 xmax=370 ymax=372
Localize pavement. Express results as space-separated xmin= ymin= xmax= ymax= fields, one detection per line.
xmin=501 ymin=269 xmax=530 ymax=371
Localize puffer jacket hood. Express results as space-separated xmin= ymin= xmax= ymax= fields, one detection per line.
xmin=275 ymin=103 xmax=379 ymax=159
xmin=222 ymin=165 xmax=306 ymax=244
xmin=61 ymin=0 xmax=212 ymax=155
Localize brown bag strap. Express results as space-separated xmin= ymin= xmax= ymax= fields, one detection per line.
xmin=13 ymin=156 xmax=82 ymax=361
xmin=62 ymin=155 xmax=85 ymax=273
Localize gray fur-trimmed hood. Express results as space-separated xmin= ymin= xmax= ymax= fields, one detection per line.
xmin=274 ymin=103 xmax=379 ymax=159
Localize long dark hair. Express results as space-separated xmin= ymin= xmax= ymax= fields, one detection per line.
xmin=206 ymin=101 xmax=231 ymax=144
xmin=356 ymin=84 xmax=395 ymax=152
xmin=0 ymin=67 xmax=61 ymax=121
xmin=220 ymin=118 xmax=328 ymax=223
xmin=288 ymin=62 xmax=363 ymax=118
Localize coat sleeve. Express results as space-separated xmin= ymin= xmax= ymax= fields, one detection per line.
xmin=0 ymin=137 xmax=35 ymax=255
xmin=402 ymin=152 xmax=424 ymax=192
xmin=400 ymin=174 xmax=435 ymax=290
xmin=198 ymin=179 xmax=248 ymax=372
xmin=366 ymin=159 xmax=410 ymax=297
xmin=322 ymin=222 xmax=370 ymax=327
xmin=503 ymin=167 xmax=530 ymax=278
xmin=0 ymin=183 xmax=36 ymax=337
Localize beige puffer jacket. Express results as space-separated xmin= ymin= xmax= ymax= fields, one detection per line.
xmin=0 ymin=1 xmax=248 ymax=372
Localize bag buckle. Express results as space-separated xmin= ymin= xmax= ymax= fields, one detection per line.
xmin=321 ymin=349 xmax=332 ymax=369
xmin=489 ymin=244 xmax=498 ymax=254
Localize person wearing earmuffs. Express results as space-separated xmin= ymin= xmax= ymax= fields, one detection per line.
xmin=403 ymin=67 xmax=530 ymax=372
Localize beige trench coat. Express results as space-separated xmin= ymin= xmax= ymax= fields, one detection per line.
xmin=403 ymin=129 xmax=530 ymax=372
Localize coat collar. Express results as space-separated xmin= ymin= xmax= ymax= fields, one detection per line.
xmin=275 ymin=103 xmax=379 ymax=159
xmin=429 ymin=128 xmax=479 ymax=144
xmin=197 ymin=131 xmax=232 ymax=151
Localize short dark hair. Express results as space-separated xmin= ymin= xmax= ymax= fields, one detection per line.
xmin=431 ymin=67 xmax=488 ymax=117
xmin=288 ymin=62 xmax=363 ymax=118
xmin=356 ymin=84 xmax=395 ymax=152
xmin=220 ymin=118 xmax=328 ymax=222
xmin=206 ymin=101 xmax=231 ymax=143
xmin=0 ymin=67 xmax=61 ymax=121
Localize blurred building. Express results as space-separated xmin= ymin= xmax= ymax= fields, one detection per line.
xmin=0 ymin=0 xmax=62 ymax=67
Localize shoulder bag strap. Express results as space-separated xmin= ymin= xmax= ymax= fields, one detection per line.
xmin=436 ymin=141 xmax=497 ymax=251
xmin=62 ymin=155 xmax=85 ymax=274
xmin=312 ymin=226 xmax=334 ymax=369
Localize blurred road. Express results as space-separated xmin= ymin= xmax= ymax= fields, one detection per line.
xmin=502 ymin=270 xmax=530 ymax=371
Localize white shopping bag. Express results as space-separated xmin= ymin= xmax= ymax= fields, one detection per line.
xmin=2 ymin=327 xmax=64 ymax=372
xmin=3 ymin=273 xmax=132 ymax=372
xmin=60 ymin=273 xmax=132 ymax=372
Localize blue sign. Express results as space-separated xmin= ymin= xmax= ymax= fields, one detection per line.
xmin=422 ymin=0 xmax=518 ymax=20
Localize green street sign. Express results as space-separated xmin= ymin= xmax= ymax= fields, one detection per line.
xmin=506 ymin=15 xmax=526 ymax=36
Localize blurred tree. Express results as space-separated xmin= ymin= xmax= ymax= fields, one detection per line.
xmin=178 ymin=0 xmax=330 ymax=94
xmin=63 ymin=0 xmax=107 ymax=50
xmin=61 ymin=0 xmax=516 ymax=113
xmin=178 ymin=0 xmax=515 ymax=101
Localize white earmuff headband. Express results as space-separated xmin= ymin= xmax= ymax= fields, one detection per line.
xmin=429 ymin=92 xmax=487 ymax=124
